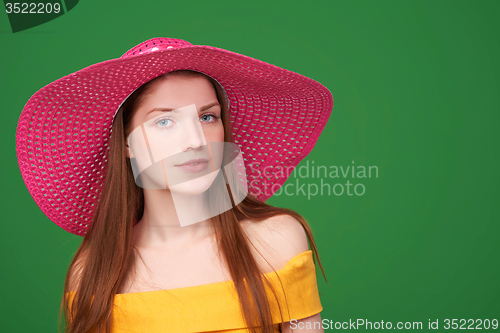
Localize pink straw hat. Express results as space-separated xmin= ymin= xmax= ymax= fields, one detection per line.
xmin=16 ymin=37 xmax=333 ymax=236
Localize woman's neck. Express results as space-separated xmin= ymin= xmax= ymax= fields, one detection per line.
xmin=132 ymin=188 xmax=215 ymax=249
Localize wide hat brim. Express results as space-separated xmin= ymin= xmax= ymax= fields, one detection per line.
xmin=16 ymin=38 xmax=333 ymax=236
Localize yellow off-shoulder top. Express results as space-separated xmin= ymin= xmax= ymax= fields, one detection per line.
xmin=65 ymin=250 xmax=323 ymax=332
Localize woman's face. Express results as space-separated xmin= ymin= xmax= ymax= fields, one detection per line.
xmin=126 ymin=73 xmax=225 ymax=194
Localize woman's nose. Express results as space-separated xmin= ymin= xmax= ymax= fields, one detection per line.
xmin=180 ymin=119 xmax=207 ymax=151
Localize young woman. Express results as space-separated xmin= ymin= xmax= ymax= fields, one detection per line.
xmin=15 ymin=38 xmax=333 ymax=333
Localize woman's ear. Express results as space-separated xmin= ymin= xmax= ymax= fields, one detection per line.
xmin=125 ymin=143 xmax=134 ymax=159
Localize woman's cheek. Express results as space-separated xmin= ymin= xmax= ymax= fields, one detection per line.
xmin=205 ymin=123 xmax=225 ymax=142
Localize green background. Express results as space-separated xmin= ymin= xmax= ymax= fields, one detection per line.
xmin=1 ymin=0 xmax=499 ymax=331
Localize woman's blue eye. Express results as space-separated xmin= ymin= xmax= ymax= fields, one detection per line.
xmin=155 ymin=118 xmax=173 ymax=128
xmin=154 ymin=114 xmax=218 ymax=128
xmin=201 ymin=114 xmax=218 ymax=122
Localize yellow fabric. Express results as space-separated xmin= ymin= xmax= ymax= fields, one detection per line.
xmin=66 ymin=250 xmax=322 ymax=332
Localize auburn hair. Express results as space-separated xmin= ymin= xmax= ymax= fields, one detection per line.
xmin=59 ymin=70 xmax=327 ymax=333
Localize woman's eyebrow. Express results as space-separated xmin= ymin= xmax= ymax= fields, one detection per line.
xmin=148 ymin=102 xmax=221 ymax=115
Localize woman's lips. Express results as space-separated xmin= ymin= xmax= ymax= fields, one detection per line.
xmin=174 ymin=159 xmax=209 ymax=173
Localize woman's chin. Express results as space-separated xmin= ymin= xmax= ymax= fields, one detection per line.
xmin=168 ymin=177 xmax=213 ymax=195
xmin=171 ymin=171 xmax=220 ymax=194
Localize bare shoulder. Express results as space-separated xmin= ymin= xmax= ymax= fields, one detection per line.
xmin=240 ymin=214 xmax=310 ymax=273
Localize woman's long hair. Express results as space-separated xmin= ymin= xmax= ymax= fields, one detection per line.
xmin=59 ymin=70 xmax=327 ymax=333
